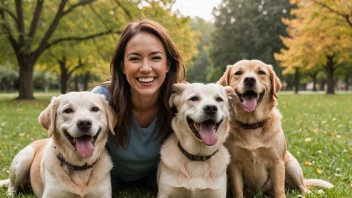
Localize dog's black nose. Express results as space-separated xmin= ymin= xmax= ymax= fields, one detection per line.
xmin=77 ymin=119 xmax=92 ymax=131
xmin=244 ymin=77 xmax=256 ymax=86
xmin=204 ymin=105 xmax=217 ymax=115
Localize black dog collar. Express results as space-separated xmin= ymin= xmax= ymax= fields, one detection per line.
xmin=236 ymin=119 xmax=266 ymax=129
xmin=54 ymin=146 xmax=100 ymax=175
xmin=178 ymin=142 xmax=218 ymax=161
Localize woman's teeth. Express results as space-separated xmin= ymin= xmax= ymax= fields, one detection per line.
xmin=138 ymin=77 xmax=154 ymax=83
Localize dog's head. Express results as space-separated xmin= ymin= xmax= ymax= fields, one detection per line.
xmin=38 ymin=92 xmax=116 ymax=159
xmin=218 ymin=60 xmax=281 ymax=115
xmin=169 ymin=83 xmax=234 ymax=147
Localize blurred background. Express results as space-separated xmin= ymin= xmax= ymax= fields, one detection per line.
xmin=0 ymin=0 xmax=351 ymax=99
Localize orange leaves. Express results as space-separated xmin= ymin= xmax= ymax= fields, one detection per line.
xmin=316 ymin=169 xmax=323 ymax=174
xmin=304 ymin=161 xmax=313 ymax=166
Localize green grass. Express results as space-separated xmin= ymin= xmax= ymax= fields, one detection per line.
xmin=0 ymin=92 xmax=351 ymax=197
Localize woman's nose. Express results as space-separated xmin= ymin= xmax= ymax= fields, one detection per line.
xmin=140 ymin=61 xmax=152 ymax=73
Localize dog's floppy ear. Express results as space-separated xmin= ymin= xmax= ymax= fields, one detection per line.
xmin=99 ymin=95 xmax=117 ymax=135
xmin=38 ymin=96 xmax=60 ymax=137
xmin=268 ymin=65 xmax=282 ymax=100
xmin=217 ymin=65 xmax=233 ymax=86
xmin=169 ymin=83 xmax=188 ymax=112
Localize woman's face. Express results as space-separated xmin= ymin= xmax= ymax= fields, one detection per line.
xmin=123 ymin=32 xmax=169 ymax=100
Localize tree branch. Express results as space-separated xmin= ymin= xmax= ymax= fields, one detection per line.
xmin=44 ymin=29 xmax=121 ymax=52
xmin=15 ymin=0 xmax=25 ymax=45
xmin=0 ymin=5 xmax=17 ymax=21
xmin=113 ymin=0 xmax=133 ymax=19
xmin=28 ymin=0 xmax=44 ymax=38
xmin=313 ymin=0 xmax=352 ymax=27
xmin=0 ymin=5 xmax=19 ymax=52
xmin=36 ymin=0 xmax=97 ymax=58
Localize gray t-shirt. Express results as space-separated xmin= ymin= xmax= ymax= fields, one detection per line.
xmin=92 ymin=86 xmax=162 ymax=182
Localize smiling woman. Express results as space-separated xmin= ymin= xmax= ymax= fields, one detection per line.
xmin=91 ymin=19 xmax=185 ymax=194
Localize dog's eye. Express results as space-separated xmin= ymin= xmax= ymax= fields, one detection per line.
xmin=189 ymin=96 xmax=199 ymax=101
xmin=234 ymin=71 xmax=242 ymax=75
xmin=91 ymin=107 xmax=100 ymax=112
xmin=258 ymin=70 xmax=266 ymax=75
xmin=216 ymin=97 xmax=223 ymax=102
xmin=63 ymin=108 xmax=73 ymax=114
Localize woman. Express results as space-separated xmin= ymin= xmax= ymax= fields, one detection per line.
xmin=92 ymin=19 xmax=185 ymax=193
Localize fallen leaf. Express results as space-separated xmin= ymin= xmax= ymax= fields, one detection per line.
xmin=349 ymin=184 xmax=352 ymax=188
xmin=305 ymin=137 xmax=312 ymax=142
xmin=305 ymin=161 xmax=313 ymax=166
xmin=316 ymin=169 xmax=323 ymax=174
xmin=336 ymin=135 xmax=341 ymax=138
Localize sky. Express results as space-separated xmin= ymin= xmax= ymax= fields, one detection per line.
xmin=172 ymin=0 xmax=222 ymax=21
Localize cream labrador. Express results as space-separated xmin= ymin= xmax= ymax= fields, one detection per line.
xmin=0 ymin=92 xmax=116 ymax=198
xmin=218 ymin=60 xmax=333 ymax=198
xmin=157 ymin=83 xmax=234 ymax=198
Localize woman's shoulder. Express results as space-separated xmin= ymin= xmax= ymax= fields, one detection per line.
xmin=91 ymin=84 xmax=110 ymax=101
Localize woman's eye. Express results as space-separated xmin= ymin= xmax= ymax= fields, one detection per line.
xmin=189 ymin=96 xmax=199 ymax=101
xmin=129 ymin=57 xmax=139 ymax=61
xmin=63 ymin=108 xmax=74 ymax=114
xmin=152 ymin=56 xmax=162 ymax=61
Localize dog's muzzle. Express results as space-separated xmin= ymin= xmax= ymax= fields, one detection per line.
xmin=187 ymin=117 xmax=222 ymax=146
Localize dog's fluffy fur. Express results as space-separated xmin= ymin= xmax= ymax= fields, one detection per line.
xmin=157 ymin=83 xmax=234 ymax=198
xmin=0 ymin=92 xmax=116 ymax=198
xmin=218 ymin=60 xmax=333 ymax=198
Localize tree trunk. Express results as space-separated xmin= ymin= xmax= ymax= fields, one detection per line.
xmin=83 ymin=72 xmax=90 ymax=91
xmin=59 ymin=57 xmax=69 ymax=94
xmin=312 ymin=75 xmax=317 ymax=92
xmin=294 ymin=67 xmax=299 ymax=94
xmin=345 ymin=72 xmax=350 ymax=91
xmin=325 ymin=56 xmax=335 ymax=94
xmin=17 ymin=56 xmax=35 ymax=100
xmin=74 ymin=76 xmax=80 ymax=91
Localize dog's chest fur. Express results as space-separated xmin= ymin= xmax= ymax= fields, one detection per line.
xmin=225 ymin=109 xmax=286 ymax=187
xmin=160 ymin=135 xmax=229 ymax=190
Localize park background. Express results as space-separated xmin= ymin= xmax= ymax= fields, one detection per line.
xmin=0 ymin=0 xmax=351 ymax=197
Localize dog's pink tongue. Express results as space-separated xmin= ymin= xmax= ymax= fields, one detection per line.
xmin=243 ymin=97 xmax=257 ymax=112
xmin=75 ymin=136 xmax=94 ymax=158
xmin=199 ymin=123 xmax=218 ymax=146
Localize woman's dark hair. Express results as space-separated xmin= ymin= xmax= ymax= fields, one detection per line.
xmin=104 ymin=19 xmax=185 ymax=147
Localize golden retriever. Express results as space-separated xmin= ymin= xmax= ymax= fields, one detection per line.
xmin=218 ymin=60 xmax=333 ymax=198
xmin=157 ymin=83 xmax=234 ymax=198
xmin=0 ymin=92 xmax=116 ymax=198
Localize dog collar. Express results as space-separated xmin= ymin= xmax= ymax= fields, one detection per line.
xmin=235 ymin=119 xmax=266 ymax=129
xmin=177 ymin=142 xmax=218 ymax=161
xmin=54 ymin=146 xmax=100 ymax=175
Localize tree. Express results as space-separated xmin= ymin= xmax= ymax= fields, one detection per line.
xmin=210 ymin=0 xmax=295 ymax=81
xmin=186 ymin=17 xmax=214 ymax=83
xmin=274 ymin=0 xmax=352 ymax=94
xmin=0 ymin=0 xmax=128 ymax=99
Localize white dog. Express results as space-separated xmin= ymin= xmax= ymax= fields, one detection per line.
xmin=157 ymin=83 xmax=234 ymax=198
xmin=0 ymin=92 xmax=116 ymax=198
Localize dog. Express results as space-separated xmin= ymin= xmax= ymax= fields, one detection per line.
xmin=217 ymin=60 xmax=333 ymax=198
xmin=0 ymin=92 xmax=116 ymax=198
xmin=157 ymin=83 xmax=234 ymax=198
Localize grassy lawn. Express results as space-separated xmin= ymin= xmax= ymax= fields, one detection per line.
xmin=0 ymin=92 xmax=351 ymax=197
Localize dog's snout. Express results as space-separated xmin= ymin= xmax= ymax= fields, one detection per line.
xmin=204 ymin=105 xmax=218 ymax=115
xmin=77 ymin=119 xmax=92 ymax=131
xmin=244 ymin=77 xmax=256 ymax=86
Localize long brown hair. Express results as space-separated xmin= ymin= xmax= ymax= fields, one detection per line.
xmin=104 ymin=19 xmax=185 ymax=147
